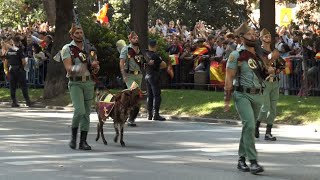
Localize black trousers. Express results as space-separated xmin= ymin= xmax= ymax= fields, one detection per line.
xmin=145 ymin=74 xmax=161 ymax=115
xmin=9 ymin=68 xmax=30 ymax=103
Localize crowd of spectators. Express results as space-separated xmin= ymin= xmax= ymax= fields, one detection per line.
xmin=1 ymin=19 xmax=320 ymax=95
xmin=0 ymin=22 xmax=54 ymax=87
xmin=148 ymin=19 xmax=320 ymax=95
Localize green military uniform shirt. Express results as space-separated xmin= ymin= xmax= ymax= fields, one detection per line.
xmin=227 ymin=46 xmax=262 ymax=89
xmin=119 ymin=44 xmax=142 ymax=73
xmin=61 ymin=40 xmax=90 ymax=78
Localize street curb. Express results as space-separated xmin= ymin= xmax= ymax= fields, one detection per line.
xmin=168 ymin=115 xmax=241 ymax=125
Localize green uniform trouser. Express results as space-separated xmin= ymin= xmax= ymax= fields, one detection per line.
xmin=233 ymin=91 xmax=263 ymax=161
xmin=68 ymin=80 xmax=95 ymax=131
xmin=125 ymin=73 xmax=143 ymax=88
xmin=257 ymin=80 xmax=279 ymax=125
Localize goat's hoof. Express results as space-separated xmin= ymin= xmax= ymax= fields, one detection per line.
xmin=95 ymin=137 xmax=99 ymax=141
xmin=114 ymin=136 xmax=118 ymax=143
xmin=120 ymin=141 xmax=126 ymax=147
xmin=103 ymin=141 xmax=108 ymax=145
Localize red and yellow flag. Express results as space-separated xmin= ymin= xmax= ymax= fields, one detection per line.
xmin=315 ymin=52 xmax=320 ymax=60
xmin=169 ymin=54 xmax=179 ymax=65
xmin=283 ymin=57 xmax=293 ymax=75
xmin=209 ymin=60 xmax=226 ymax=85
xmin=97 ymin=3 xmax=109 ymax=24
xmin=193 ymin=47 xmax=208 ymax=56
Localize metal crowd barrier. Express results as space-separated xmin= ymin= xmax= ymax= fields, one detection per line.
xmin=164 ymin=57 xmax=320 ymax=96
xmin=0 ymin=58 xmax=47 ymax=88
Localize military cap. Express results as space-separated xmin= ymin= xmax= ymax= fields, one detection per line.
xmin=234 ymin=22 xmax=251 ymax=36
xmin=128 ymin=31 xmax=138 ymax=40
xmin=260 ymin=28 xmax=271 ymax=37
xmin=69 ymin=23 xmax=82 ymax=35
xmin=148 ymin=39 xmax=157 ymax=47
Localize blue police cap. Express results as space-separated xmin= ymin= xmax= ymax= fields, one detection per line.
xmin=148 ymin=39 xmax=157 ymax=46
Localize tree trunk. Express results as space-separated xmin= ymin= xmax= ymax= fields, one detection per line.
xmin=43 ymin=0 xmax=73 ymax=99
xmin=260 ymin=0 xmax=275 ymax=44
xmin=131 ymin=0 xmax=148 ymax=52
xmin=131 ymin=0 xmax=148 ymax=91
xmin=42 ymin=0 xmax=56 ymax=26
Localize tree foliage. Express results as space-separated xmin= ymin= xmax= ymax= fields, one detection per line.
xmin=148 ymin=0 xmax=248 ymax=30
xmin=0 ymin=0 xmax=46 ymax=28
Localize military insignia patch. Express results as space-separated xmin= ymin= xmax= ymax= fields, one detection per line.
xmin=228 ymin=54 xmax=235 ymax=62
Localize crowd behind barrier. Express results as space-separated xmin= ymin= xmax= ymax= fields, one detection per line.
xmin=1 ymin=52 xmax=320 ymax=97
xmin=0 ymin=58 xmax=48 ymax=88
xmin=1 ymin=20 xmax=319 ymax=97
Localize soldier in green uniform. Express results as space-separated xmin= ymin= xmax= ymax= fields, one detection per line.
xmin=119 ymin=31 xmax=144 ymax=127
xmin=62 ymin=24 xmax=100 ymax=150
xmin=224 ymin=23 xmax=274 ymax=175
xmin=255 ymin=28 xmax=280 ymax=141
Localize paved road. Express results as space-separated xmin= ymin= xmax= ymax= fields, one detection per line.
xmin=0 ymin=107 xmax=319 ymax=180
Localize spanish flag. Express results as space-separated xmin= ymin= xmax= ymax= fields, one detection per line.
xmin=315 ymin=52 xmax=320 ymax=60
xmin=209 ymin=60 xmax=226 ymax=85
xmin=169 ymin=54 xmax=179 ymax=65
xmin=193 ymin=47 xmax=208 ymax=68
xmin=283 ymin=57 xmax=292 ymax=75
xmin=97 ymin=3 xmax=109 ymax=24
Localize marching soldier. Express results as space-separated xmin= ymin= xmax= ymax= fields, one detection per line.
xmin=224 ymin=22 xmax=274 ymax=175
xmin=119 ymin=31 xmax=144 ymax=127
xmin=255 ymin=28 xmax=281 ymax=141
xmin=62 ymin=24 xmax=100 ymax=150
xmin=145 ymin=39 xmax=167 ymax=121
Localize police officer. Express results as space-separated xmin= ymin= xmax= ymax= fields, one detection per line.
xmin=255 ymin=28 xmax=280 ymax=141
xmin=224 ymin=22 xmax=274 ymax=175
xmin=61 ymin=24 xmax=100 ymax=150
xmin=119 ymin=31 xmax=144 ymax=127
xmin=145 ymin=39 xmax=167 ymax=121
xmin=6 ymin=36 xmax=31 ymax=107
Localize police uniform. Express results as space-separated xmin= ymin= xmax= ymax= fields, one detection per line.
xmin=256 ymin=28 xmax=279 ymax=141
xmin=6 ymin=45 xmax=31 ymax=107
xmin=119 ymin=43 xmax=144 ymax=125
xmin=61 ymin=39 xmax=95 ymax=150
xmin=145 ymin=40 xmax=166 ymax=121
xmin=224 ymin=22 xmax=265 ymax=174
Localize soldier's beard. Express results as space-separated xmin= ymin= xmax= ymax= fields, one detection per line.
xmin=73 ymin=36 xmax=83 ymax=43
xmin=243 ymin=37 xmax=257 ymax=47
xmin=132 ymin=42 xmax=139 ymax=46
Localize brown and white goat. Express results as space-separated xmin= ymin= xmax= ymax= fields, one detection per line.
xmin=95 ymin=88 xmax=141 ymax=147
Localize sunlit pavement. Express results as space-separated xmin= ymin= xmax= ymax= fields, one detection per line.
xmin=0 ymin=107 xmax=319 ymax=180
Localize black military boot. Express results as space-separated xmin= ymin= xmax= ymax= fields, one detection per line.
xmin=255 ymin=121 xmax=261 ymax=138
xmin=265 ymin=124 xmax=277 ymax=141
xmin=79 ymin=131 xmax=91 ymax=150
xmin=250 ymin=160 xmax=264 ymax=175
xmin=153 ymin=112 xmax=166 ymax=121
xmin=11 ymin=102 xmax=20 ymax=107
xmin=237 ymin=157 xmax=250 ymax=172
xmin=69 ymin=127 xmax=78 ymax=149
xmin=147 ymin=111 xmax=153 ymax=120
xmin=22 ymin=87 xmax=31 ymax=107
xmin=152 ymin=96 xmax=165 ymax=121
